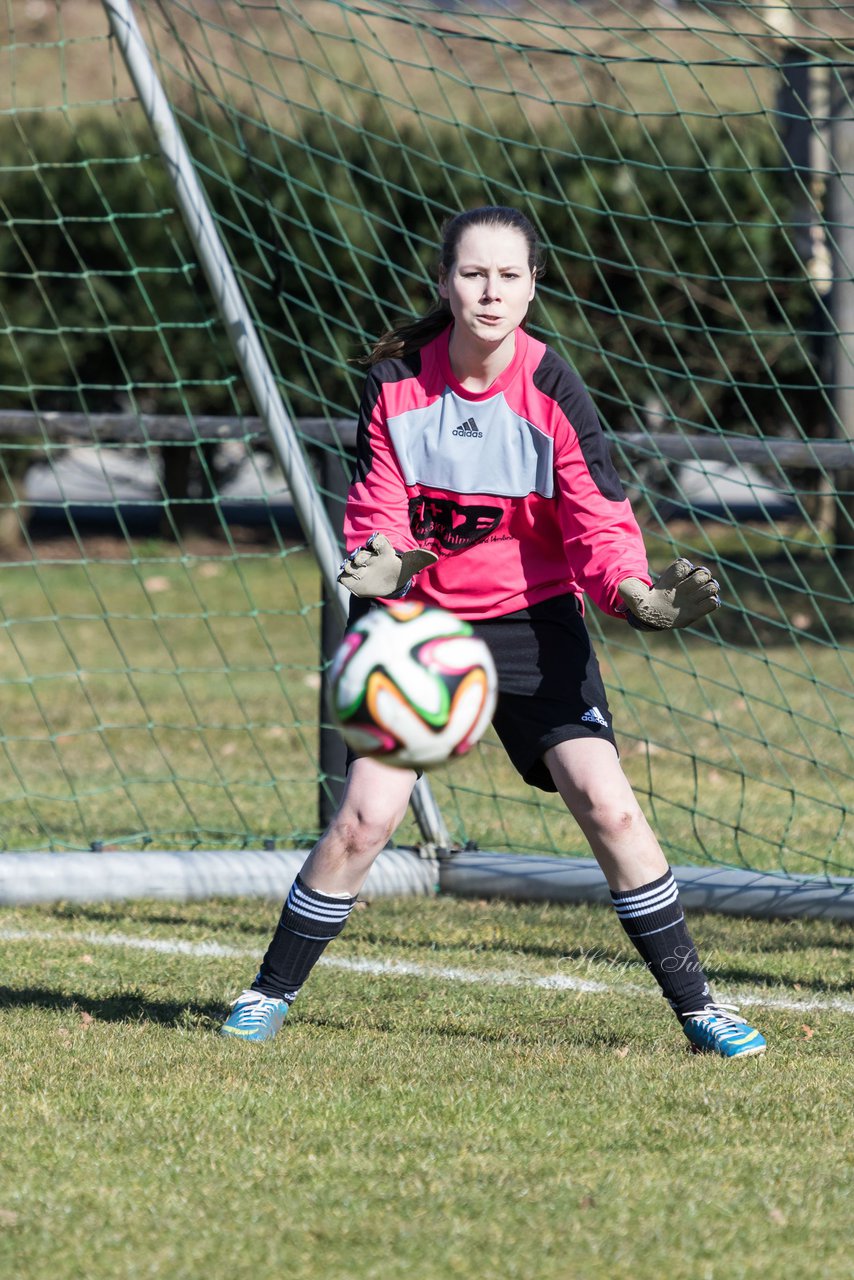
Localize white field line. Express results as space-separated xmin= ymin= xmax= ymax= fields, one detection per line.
xmin=1 ymin=926 xmax=853 ymax=1016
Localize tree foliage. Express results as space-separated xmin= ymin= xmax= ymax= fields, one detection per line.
xmin=0 ymin=110 xmax=821 ymax=437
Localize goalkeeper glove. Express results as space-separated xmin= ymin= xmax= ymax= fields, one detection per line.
xmin=338 ymin=532 xmax=438 ymax=599
xmin=618 ymin=558 xmax=721 ymax=630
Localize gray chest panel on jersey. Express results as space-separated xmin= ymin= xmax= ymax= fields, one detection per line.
xmin=386 ymin=388 xmax=555 ymax=498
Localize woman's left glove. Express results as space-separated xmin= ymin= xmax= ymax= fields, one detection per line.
xmin=338 ymin=533 xmax=438 ymax=599
xmin=618 ymin=558 xmax=721 ymax=630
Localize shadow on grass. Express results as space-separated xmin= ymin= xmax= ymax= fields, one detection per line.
xmin=0 ymin=984 xmax=223 ymax=1028
xmin=340 ymin=928 xmax=854 ymax=996
xmin=31 ymin=902 xmax=633 ymax=961
xmin=700 ymin=961 xmax=854 ymax=996
xmin=354 ymin=929 xmax=608 ymax=964
xmin=291 ymin=1008 xmax=642 ymax=1052
xmin=0 ymin=984 xmax=639 ymax=1051
xmin=39 ymin=902 xmax=277 ymax=934
xmin=25 ymin=905 xmax=854 ymax=996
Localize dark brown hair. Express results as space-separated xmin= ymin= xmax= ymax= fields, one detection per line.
xmin=363 ymin=205 xmax=545 ymax=366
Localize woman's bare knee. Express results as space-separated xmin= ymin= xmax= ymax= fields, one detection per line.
xmin=301 ymin=763 xmax=414 ymax=895
xmin=328 ymin=804 xmax=399 ymax=858
xmin=576 ymin=797 xmax=646 ymax=844
xmin=326 ymin=758 xmax=415 ymax=856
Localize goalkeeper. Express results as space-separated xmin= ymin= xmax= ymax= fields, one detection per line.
xmin=222 ymin=205 xmax=765 ymax=1059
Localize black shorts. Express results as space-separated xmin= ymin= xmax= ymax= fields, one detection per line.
xmin=343 ymin=593 xmax=616 ymax=793
xmin=471 ymin=594 xmax=616 ymax=792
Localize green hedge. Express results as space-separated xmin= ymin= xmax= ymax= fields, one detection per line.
xmin=0 ymin=109 xmax=821 ymax=436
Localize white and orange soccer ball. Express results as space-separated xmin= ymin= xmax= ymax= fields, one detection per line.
xmin=329 ymin=602 xmax=498 ymax=769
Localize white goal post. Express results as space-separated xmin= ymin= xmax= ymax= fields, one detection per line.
xmin=100 ymin=0 xmax=450 ymax=853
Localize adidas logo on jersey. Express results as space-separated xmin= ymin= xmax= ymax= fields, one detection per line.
xmin=580 ymin=706 xmax=608 ymax=727
xmin=452 ymin=417 xmax=482 ymax=438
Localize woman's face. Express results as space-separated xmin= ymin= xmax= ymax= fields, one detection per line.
xmin=438 ymin=223 xmax=536 ymax=352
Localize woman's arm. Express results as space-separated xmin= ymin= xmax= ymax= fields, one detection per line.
xmin=339 ymin=366 xmax=437 ymax=599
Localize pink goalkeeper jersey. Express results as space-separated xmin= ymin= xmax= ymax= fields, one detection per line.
xmin=343 ymin=326 xmax=651 ymax=621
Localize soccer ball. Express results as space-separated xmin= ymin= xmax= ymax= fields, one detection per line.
xmin=329 ymin=602 xmax=498 ymax=769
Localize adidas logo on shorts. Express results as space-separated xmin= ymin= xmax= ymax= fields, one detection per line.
xmin=580 ymin=706 xmax=608 ymax=727
xmin=452 ymin=417 xmax=482 ymax=439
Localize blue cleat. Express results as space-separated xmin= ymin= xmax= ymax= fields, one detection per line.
xmin=220 ymin=990 xmax=289 ymax=1042
xmin=682 ymin=1004 xmax=766 ymax=1058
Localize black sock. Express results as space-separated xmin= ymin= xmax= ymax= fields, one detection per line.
xmin=252 ymin=875 xmax=356 ymax=1003
xmin=611 ymin=869 xmax=712 ymax=1023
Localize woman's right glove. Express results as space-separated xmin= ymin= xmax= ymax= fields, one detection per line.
xmin=338 ymin=533 xmax=438 ymax=599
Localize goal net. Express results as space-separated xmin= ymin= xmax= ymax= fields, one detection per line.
xmin=0 ymin=0 xmax=851 ymax=885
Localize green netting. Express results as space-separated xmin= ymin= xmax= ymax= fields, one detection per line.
xmin=0 ymin=0 xmax=851 ymax=875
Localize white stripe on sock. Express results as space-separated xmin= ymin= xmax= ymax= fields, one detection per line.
xmin=612 ymin=882 xmax=678 ymax=919
xmin=288 ymin=884 xmax=353 ymax=923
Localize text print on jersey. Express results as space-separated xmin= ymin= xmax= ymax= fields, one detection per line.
xmin=452 ymin=417 xmax=483 ymax=438
xmin=409 ymin=495 xmax=502 ymax=550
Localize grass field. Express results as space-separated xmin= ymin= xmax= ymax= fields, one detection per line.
xmin=0 ymin=892 xmax=852 ymax=1280
xmin=0 ymin=533 xmax=850 ymax=877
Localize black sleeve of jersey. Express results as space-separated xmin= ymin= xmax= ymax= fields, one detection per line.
xmin=352 ymin=351 xmax=423 ymax=485
xmin=532 ymin=347 xmax=627 ymax=502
